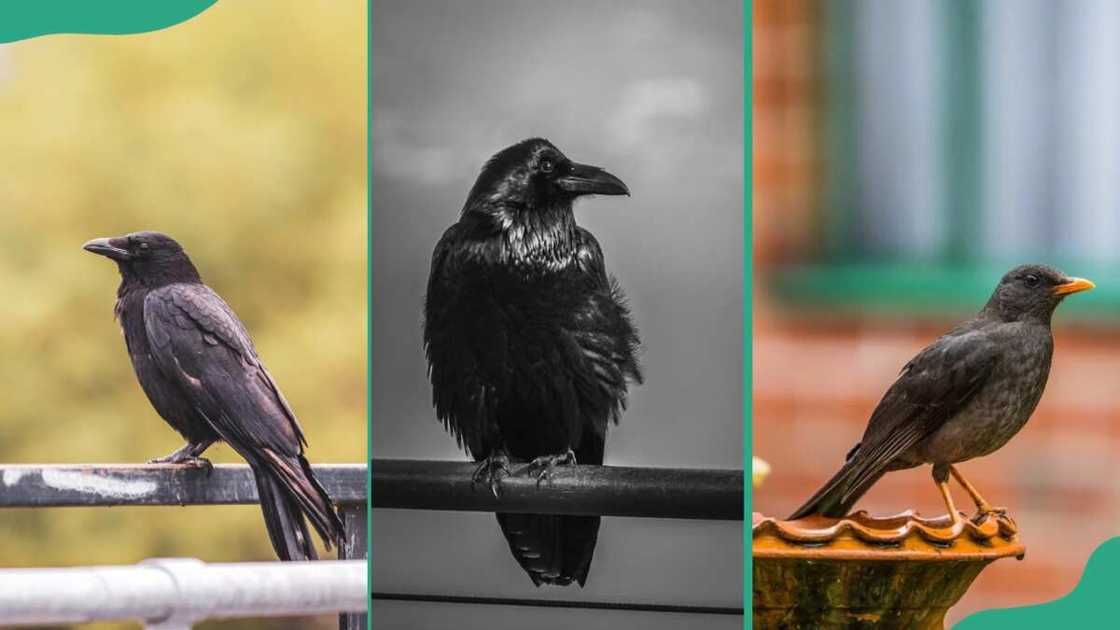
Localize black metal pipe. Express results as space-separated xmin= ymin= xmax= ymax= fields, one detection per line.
xmin=0 ymin=464 xmax=366 ymax=507
xmin=371 ymin=459 xmax=743 ymax=520
xmin=372 ymin=592 xmax=744 ymax=615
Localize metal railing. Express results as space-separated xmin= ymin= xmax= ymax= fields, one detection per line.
xmin=371 ymin=458 xmax=744 ymax=616
xmin=0 ymin=558 xmax=366 ymax=629
xmin=0 ymin=463 xmax=368 ymax=629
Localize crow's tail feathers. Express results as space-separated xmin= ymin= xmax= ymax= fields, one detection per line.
xmin=496 ymin=513 xmax=600 ymax=587
xmin=252 ymin=452 xmax=345 ymax=561
xmin=787 ymin=455 xmax=886 ymax=521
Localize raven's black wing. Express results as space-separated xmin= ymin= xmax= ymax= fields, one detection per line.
xmin=569 ymin=228 xmax=643 ymax=435
xmin=143 ymin=283 xmax=343 ymax=558
xmin=790 ymin=327 xmax=999 ymax=518
xmin=423 ymin=223 xmax=505 ymax=459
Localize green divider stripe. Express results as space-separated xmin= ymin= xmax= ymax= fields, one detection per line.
xmin=956 ymin=537 xmax=1120 ymax=628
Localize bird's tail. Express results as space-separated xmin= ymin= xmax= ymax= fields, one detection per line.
xmin=496 ymin=512 xmax=600 ymax=587
xmin=787 ymin=454 xmax=887 ymax=520
xmin=251 ymin=451 xmax=345 ymax=561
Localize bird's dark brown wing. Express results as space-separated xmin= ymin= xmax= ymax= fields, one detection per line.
xmin=842 ymin=328 xmax=1001 ymax=496
xmin=142 ymin=284 xmax=342 ymax=556
xmin=143 ymin=284 xmax=304 ymax=456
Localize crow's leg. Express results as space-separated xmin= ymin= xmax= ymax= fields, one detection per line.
xmin=519 ymin=448 xmax=577 ymax=486
xmin=949 ymin=464 xmax=1006 ymax=520
xmin=472 ymin=448 xmax=512 ymax=498
xmin=149 ymin=439 xmax=215 ymax=472
xmin=932 ymin=464 xmax=964 ymax=530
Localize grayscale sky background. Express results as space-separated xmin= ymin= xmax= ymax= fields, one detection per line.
xmin=371 ymin=1 xmax=743 ymax=627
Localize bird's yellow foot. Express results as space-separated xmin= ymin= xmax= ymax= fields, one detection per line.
xmin=519 ymin=448 xmax=577 ymax=486
xmin=948 ymin=465 xmax=1007 ymax=524
xmin=970 ymin=504 xmax=1009 ymax=525
xmin=472 ymin=451 xmax=511 ymax=497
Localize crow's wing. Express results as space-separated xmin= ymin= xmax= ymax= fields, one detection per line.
xmin=144 ymin=283 xmax=343 ymax=557
xmin=143 ymin=283 xmax=306 ymax=457
xmin=841 ymin=328 xmax=1000 ymax=494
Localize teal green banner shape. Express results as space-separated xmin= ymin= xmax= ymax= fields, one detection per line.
xmin=0 ymin=0 xmax=217 ymax=44
xmin=956 ymin=537 xmax=1120 ymax=628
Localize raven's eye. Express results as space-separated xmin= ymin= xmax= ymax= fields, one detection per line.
xmin=1024 ymin=274 xmax=1040 ymax=288
xmin=540 ymin=159 xmax=555 ymax=174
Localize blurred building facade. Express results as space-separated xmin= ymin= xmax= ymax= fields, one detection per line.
xmin=754 ymin=0 xmax=1120 ymax=622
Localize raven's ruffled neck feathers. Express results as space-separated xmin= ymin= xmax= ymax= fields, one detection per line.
xmin=459 ymin=200 xmax=581 ymax=271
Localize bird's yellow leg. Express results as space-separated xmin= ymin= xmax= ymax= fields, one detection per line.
xmin=936 ymin=478 xmax=964 ymax=529
xmin=949 ymin=465 xmax=1004 ymax=515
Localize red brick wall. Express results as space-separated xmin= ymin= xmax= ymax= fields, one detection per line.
xmin=752 ymin=0 xmax=1113 ymax=622
xmin=753 ymin=0 xmax=820 ymax=267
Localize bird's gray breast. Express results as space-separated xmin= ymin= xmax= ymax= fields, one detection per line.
xmin=914 ymin=323 xmax=1053 ymax=465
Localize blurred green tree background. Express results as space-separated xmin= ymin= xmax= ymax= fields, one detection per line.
xmin=0 ymin=1 xmax=364 ymax=626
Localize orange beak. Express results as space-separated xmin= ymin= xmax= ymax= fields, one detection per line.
xmin=1053 ymin=277 xmax=1095 ymax=296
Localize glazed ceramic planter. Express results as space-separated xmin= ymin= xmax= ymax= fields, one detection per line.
xmin=752 ymin=511 xmax=1024 ymax=629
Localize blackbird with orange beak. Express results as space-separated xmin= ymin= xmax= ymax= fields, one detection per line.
xmin=790 ymin=264 xmax=1094 ymax=525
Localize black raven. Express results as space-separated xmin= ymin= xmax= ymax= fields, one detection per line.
xmin=84 ymin=231 xmax=344 ymax=561
xmin=790 ymin=265 xmax=1093 ymax=524
xmin=424 ymin=138 xmax=642 ymax=586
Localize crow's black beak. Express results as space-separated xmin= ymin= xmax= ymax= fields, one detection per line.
xmin=83 ymin=237 xmax=131 ymax=261
xmin=555 ymin=162 xmax=630 ymax=197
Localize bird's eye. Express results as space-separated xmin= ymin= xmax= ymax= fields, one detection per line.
xmin=540 ymin=159 xmax=555 ymax=174
xmin=1024 ymin=274 xmax=1040 ymax=287
xmin=139 ymin=242 xmax=150 ymax=250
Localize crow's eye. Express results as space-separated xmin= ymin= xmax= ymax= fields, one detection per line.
xmin=540 ymin=159 xmax=555 ymax=174
xmin=1024 ymin=274 xmax=1040 ymax=288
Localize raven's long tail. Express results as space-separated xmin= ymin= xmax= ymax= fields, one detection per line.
xmin=251 ymin=451 xmax=345 ymax=561
xmin=496 ymin=434 xmax=605 ymax=587
xmin=496 ymin=513 xmax=600 ymax=587
xmin=787 ymin=455 xmax=887 ymax=520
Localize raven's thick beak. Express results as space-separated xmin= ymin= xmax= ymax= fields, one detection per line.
xmin=1053 ymin=276 xmax=1095 ymax=296
xmin=83 ymin=236 xmax=131 ymax=261
xmin=555 ymin=162 xmax=630 ymax=196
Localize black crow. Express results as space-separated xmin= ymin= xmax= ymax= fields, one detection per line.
xmin=790 ymin=265 xmax=1093 ymax=525
xmin=84 ymin=231 xmax=344 ymax=560
xmin=424 ymin=138 xmax=642 ymax=586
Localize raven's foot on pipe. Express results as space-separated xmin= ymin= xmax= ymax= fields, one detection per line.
xmin=149 ymin=442 xmax=197 ymax=463
xmin=472 ymin=451 xmax=511 ymax=498
xmin=519 ymin=448 xmax=577 ymax=486
xmin=149 ymin=442 xmax=215 ymax=475
xmin=176 ymin=456 xmax=213 ymax=475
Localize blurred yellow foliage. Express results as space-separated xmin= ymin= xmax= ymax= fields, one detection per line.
xmin=0 ymin=2 xmax=364 ymax=626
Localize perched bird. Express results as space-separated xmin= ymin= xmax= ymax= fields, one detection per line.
xmin=789 ymin=265 xmax=1094 ymax=525
xmin=84 ymin=231 xmax=344 ymax=560
xmin=424 ymin=138 xmax=642 ymax=586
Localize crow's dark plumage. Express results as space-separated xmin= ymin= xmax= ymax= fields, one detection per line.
xmin=424 ymin=138 xmax=642 ymax=586
xmin=790 ymin=264 xmax=1093 ymax=524
xmin=84 ymin=231 xmax=344 ymax=561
